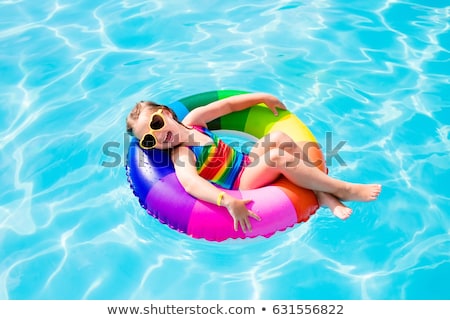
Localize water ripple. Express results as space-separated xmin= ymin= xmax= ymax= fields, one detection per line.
xmin=1 ymin=0 xmax=449 ymax=299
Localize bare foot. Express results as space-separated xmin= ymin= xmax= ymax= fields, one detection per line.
xmin=316 ymin=191 xmax=353 ymax=220
xmin=336 ymin=183 xmax=382 ymax=202
xmin=333 ymin=206 xmax=353 ymax=220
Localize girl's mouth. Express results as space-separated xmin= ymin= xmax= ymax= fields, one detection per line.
xmin=164 ymin=131 xmax=173 ymax=143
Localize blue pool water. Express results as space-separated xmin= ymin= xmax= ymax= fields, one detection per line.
xmin=1 ymin=0 xmax=449 ymax=300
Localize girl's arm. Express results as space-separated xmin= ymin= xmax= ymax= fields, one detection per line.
xmin=182 ymin=92 xmax=287 ymax=127
xmin=171 ymin=147 xmax=260 ymax=232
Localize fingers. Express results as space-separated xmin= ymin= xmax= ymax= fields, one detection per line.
xmin=239 ymin=218 xmax=252 ymax=233
xmin=270 ymin=106 xmax=279 ymax=116
xmin=234 ymin=212 xmax=261 ymax=233
xmin=269 ymin=105 xmax=287 ymax=116
xmin=279 ymin=102 xmax=287 ymax=110
xmin=233 ymin=216 xmax=250 ymax=233
xmin=241 ymin=211 xmax=261 ymax=233
xmin=231 ymin=199 xmax=262 ymax=233
xmin=249 ymin=211 xmax=261 ymax=221
xmin=233 ymin=218 xmax=249 ymax=233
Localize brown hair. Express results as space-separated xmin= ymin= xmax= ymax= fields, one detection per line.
xmin=126 ymin=101 xmax=179 ymax=136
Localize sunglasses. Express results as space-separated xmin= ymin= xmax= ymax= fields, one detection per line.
xmin=139 ymin=109 xmax=166 ymax=149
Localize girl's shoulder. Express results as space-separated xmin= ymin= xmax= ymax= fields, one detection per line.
xmin=181 ymin=109 xmax=208 ymax=127
xmin=182 ymin=100 xmax=230 ymax=126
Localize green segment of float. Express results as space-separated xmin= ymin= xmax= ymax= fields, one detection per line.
xmin=178 ymin=90 xmax=316 ymax=142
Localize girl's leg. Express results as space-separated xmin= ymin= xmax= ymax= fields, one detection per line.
xmin=240 ymin=136 xmax=381 ymax=202
xmin=248 ymin=131 xmax=326 ymax=171
xmin=250 ymin=132 xmax=352 ymax=216
xmin=315 ymin=191 xmax=352 ymax=220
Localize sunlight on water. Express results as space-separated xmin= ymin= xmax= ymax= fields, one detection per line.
xmin=0 ymin=0 xmax=449 ymax=299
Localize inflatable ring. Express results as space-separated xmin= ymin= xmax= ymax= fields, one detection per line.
xmin=126 ymin=90 xmax=326 ymax=241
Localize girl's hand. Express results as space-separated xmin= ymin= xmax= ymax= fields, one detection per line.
xmin=222 ymin=195 xmax=261 ymax=232
xmin=264 ymin=94 xmax=287 ymax=116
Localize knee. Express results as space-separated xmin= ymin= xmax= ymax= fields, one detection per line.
xmin=263 ymin=149 xmax=279 ymax=167
xmin=259 ymin=131 xmax=293 ymax=150
xmin=270 ymin=131 xmax=291 ymax=144
xmin=265 ymin=148 xmax=291 ymax=167
xmin=270 ymin=131 xmax=297 ymax=151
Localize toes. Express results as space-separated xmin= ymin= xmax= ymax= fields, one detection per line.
xmin=343 ymin=208 xmax=352 ymax=219
xmin=334 ymin=207 xmax=352 ymax=220
xmin=366 ymin=184 xmax=382 ymax=201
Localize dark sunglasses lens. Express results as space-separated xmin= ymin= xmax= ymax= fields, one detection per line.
xmin=150 ymin=114 xmax=164 ymax=130
xmin=141 ymin=134 xmax=156 ymax=149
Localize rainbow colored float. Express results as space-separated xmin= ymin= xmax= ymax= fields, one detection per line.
xmin=126 ymin=90 xmax=326 ymax=241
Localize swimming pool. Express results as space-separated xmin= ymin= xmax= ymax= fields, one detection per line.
xmin=1 ymin=0 xmax=449 ymax=300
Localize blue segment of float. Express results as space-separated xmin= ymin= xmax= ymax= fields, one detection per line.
xmin=145 ymin=173 xmax=196 ymax=234
xmin=126 ymin=138 xmax=174 ymax=206
xmin=167 ymin=100 xmax=190 ymax=120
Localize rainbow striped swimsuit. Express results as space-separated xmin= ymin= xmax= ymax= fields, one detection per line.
xmin=188 ymin=126 xmax=250 ymax=190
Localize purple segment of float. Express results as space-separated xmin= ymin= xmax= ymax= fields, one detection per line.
xmin=145 ymin=172 xmax=196 ymax=234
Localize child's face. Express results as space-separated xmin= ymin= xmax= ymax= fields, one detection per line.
xmin=134 ymin=109 xmax=180 ymax=150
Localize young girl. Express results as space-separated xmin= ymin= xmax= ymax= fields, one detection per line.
xmin=126 ymin=92 xmax=381 ymax=233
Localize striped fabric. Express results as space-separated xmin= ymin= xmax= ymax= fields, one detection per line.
xmin=188 ymin=126 xmax=249 ymax=190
